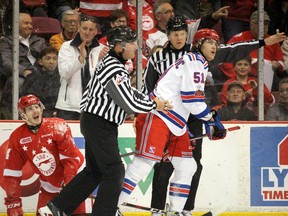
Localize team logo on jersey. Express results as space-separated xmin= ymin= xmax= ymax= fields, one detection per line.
xmin=33 ymin=152 xmax=56 ymax=176
xmin=195 ymin=90 xmax=205 ymax=96
xmin=142 ymin=15 xmax=154 ymax=31
xmin=149 ymin=147 xmax=155 ymax=154
xmin=20 ymin=137 xmax=32 ymax=145
xmin=115 ymin=74 xmax=129 ymax=85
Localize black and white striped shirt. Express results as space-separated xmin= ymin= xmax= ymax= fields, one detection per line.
xmin=80 ymin=51 xmax=156 ymax=125
xmin=143 ymin=42 xmax=192 ymax=94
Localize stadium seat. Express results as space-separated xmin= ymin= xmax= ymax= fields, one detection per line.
xmin=32 ymin=17 xmax=61 ymax=40
xmin=22 ymin=0 xmax=46 ymax=7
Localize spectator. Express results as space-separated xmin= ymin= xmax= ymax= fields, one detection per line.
xmin=46 ymin=0 xmax=79 ymax=20
xmin=0 ymin=12 xmax=47 ymax=82
xmin=55 ymin=14 xmax=103 ymax=120
xmin=79 ymin=0 xmax=123 ymax=36
xmin=218 ymin=10 xmax=285 ymax=91
xmin=0 ymin=12 xmax=47 ymax=119
xmin=0 ymin=0 xmax=29 ymax=38
xmin=21 ymin=46 xmax=60 ymax=117
xmin=214 ymin=82 xmax=257 ymax=120
xmin=123 ymin=0 xmax=155 ymax=41
xmin=144 ymin=0 xmax=174 ymax=55
xmin=98 ymin=9 xmax=129 ymax=45
xmin=265 ymin=77 xmax=288 ymax=120
xmin=49 ymin=9 xmax=79 ymax=51
xmin=3 ymin=94 xmax=90 ymax=216
xmin=220 ymin=56 xmax=275 ymax=112
xmin=145 ymin=0 xmax=228 ymax=56
xmin=221 ymin=0 xmax=256 ymax=43
xmin=171 ymin=0 xmax=221 ymax=20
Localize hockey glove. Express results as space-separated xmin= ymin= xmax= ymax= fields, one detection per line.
xmin=204 ymin=110 xmax=226 ymax=140
xmin=5 ymin=197 xmax=23 ymax=216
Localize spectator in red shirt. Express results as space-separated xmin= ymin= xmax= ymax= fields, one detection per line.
xmin=218 ymin=10 xmax=285 ymax=91
xmin=220 ymin=56 xmax=275 ymax=112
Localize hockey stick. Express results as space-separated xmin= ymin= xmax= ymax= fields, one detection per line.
xmin=190 ymin=125 xmax=241 ymax=141
xmin=120 ymin=151 xmax=135 ymax=157
xmin=122 ymin=202 xmax=166 ymax=214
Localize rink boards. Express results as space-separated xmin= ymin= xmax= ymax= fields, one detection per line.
xmin=0 ymin=121 xmax=287 ymax=215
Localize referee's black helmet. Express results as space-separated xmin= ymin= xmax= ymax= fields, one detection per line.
xmin=107 ymin=26 xmax=137 ymax=48
xmin=167 ymin=16 xmax=188 ymax=33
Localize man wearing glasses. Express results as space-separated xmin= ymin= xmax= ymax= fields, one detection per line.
xmin=50 ymin=9 xmax=79 ymax=51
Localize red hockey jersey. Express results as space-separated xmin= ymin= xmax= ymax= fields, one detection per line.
xmin=3 ymin=118 xmax=84 ymax=196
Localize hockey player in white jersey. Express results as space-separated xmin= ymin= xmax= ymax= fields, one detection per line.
xmin=117 ymin=28 xmax=226 ymax=216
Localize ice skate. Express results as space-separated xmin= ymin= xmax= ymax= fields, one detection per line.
xmin=181 ymin=210 xmax=192 ymax=216
xmin=151 ymin=213 xmax=163 ymax=216
xmin=46 ymin=201 xmax=66 ymax=216
xmin=38 ymin=205 xmax=53 ymax=216
xmin=116 ymin=208 xmax=124 ymax=216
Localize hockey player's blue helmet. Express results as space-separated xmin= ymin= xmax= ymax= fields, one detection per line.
xmin=107 ymin=26 xmax=137 ymax=48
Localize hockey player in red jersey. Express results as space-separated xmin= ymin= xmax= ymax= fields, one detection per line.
xmin=3 ymin=94 xmax=90 ymax=216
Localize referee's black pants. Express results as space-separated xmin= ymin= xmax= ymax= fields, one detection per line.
xmin=51 ymin=112 xmax=125 ymax=216
xmin=151 ymin=116 xmax=203 ymax=211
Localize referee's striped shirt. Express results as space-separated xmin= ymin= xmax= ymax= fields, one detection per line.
xmin=80 ymin=51 xmax=157 ymax=125
xmin=143 ymin=42 xmax=192 ymax=94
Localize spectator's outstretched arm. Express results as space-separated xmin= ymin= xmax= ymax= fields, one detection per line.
xmin=264 ymin=32 xmax=287 ymax=46
xmin=211 ymin=6 xmax=229 ymax=20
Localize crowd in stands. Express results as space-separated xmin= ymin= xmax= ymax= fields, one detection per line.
xmin=0 ymin=0 xmax=288 ymax=121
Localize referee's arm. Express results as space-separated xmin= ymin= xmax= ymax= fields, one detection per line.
xmin=106 ymin=73 xmax=157 ymax=114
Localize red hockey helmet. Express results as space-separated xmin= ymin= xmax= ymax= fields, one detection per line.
xmin=18 ymin=94 xmax=42 ymax=112
xmin=192 ymin=28 xmax=220 ymax=46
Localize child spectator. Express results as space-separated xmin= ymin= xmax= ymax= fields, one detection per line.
xmin=22 ymin=46 xmax=60 ymax=117
xmin=218 ymin=10 xmax=285 ymax=91
xmin=220 ymin=56 xmax=274 ymax=112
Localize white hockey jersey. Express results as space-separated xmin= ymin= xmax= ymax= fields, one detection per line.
xmin=150 ymin=52 xmax=212 ymax=136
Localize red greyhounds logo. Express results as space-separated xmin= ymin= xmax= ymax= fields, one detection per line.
xmin=0 ymin=140 xmax=40 ymax=197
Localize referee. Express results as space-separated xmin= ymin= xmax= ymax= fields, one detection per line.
xmin=45 ymin=26 xmax=171 ymax=216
